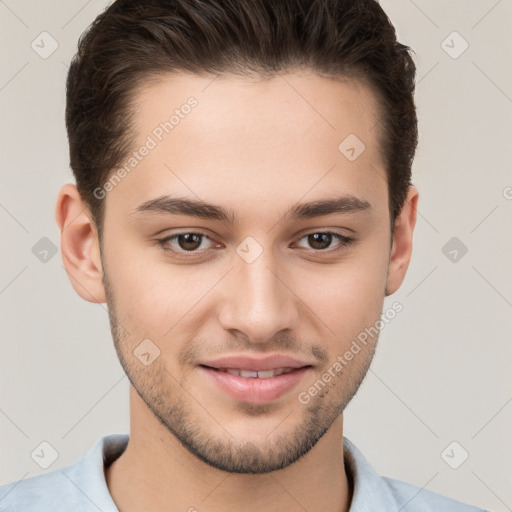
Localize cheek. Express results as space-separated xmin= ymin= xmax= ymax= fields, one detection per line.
xmin=106 ymin=239 xmax=225 ymax=343
xmin=104 ymin=239 xmax=176 ymax=329
xmin=293 ymin=222 xmax=389 ymax=303
xmin=299 ymin=246 xmax=388 ymax=340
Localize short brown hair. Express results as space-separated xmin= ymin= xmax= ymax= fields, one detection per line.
xmin=65 ymin=0 xmax=418 ymax=239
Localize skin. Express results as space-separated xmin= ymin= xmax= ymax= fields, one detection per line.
xmin=55 ymin=70 xmax=418 ymax=512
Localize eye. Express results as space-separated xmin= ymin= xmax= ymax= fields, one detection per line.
xmin=156 ymin=230 xmax=355 ymax=260
xmin=295 ymin=231 xmax=354 ymax=252
xmin=156 ymin=231 xmax=218 ymax=258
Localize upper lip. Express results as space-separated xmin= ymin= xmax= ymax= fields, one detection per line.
xmin=200 ymin=354 xmax=313 ymax=372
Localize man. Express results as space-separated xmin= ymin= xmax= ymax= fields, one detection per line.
xmin=0 ymin=0 xmax=489 ymax=511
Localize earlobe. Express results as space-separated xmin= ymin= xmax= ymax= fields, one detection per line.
xmin=55 ymin=184 xmax=107 ymax=304
xmin=385 ymin=186 xmax=419 ymax=296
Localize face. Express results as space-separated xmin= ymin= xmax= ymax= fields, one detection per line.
xmin=62 ymin=70 xmax=416 ymax=474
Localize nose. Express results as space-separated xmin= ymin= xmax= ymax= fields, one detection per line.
xmin=217 ymin=248 xmax=299 ymax=344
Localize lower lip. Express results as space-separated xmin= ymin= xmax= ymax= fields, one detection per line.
xmin=199 ymin=366 xmax=311 ymax=404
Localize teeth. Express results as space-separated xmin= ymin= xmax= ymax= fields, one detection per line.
xmin=220 ymin=367 xmax=296 ymax=378
xmin=240 ymin=370 xmax=258 ymax=378
xmin=226 ymin=368 xmax=245 ymax=377
xmin=256 ymin=370 xmax=278 ymax=378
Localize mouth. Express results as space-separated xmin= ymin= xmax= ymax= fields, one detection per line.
xmin=199 ymin=365 xmax=310 ymax=378
xmin=198 ymin=364 xmax=313 ymax=404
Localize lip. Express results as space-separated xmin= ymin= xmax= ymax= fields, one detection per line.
xmin=200 ymin=354 xmax=313 ymax=372
xmin=199 ymin=365 xmax=312 ymax=404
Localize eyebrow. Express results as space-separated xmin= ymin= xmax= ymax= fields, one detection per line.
xmin=131 ymin=194 xmax=371 ymax=223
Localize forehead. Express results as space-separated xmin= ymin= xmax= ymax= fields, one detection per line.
xmin=109 ymin=70 xmax=388 ymax=221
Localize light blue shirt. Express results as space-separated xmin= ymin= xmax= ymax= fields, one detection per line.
xmin=0 ymin=434 xmax=488 ymax=511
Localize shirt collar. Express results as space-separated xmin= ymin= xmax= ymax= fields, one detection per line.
xmin=343 ymin=436 xmax=399 ymax=511
xmin=71 ymin=433 xmax=398 ymax=512
xmin=62 ymin=433 xmax=128 ymax=512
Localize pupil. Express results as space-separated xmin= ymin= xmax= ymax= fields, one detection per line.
xmin=309 ymin=233 xmax=331 ymax=250
xmin=179 ymin=233 xmax=201 ymax=251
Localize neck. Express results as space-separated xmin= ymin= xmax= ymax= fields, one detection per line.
xmin=105 ymin=387 xmax=352 ymax=512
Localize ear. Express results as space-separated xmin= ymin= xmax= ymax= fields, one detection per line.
xmin=55 ymin=183 xmax=106 ymax=303
xmin=385 ymin=186 xmax=419 ymax=296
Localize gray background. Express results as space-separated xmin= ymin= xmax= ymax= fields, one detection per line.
xmin=1 ymin=1 xmax=511 ymax=510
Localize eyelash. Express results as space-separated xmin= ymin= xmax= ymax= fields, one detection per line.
xmin=155 ymin=230 xmax=355 ymax=259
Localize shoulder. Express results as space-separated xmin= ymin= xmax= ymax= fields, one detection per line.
xmin=0 ymin=434 xmax=128 ymax=512
xmin=343 ymin=437 xmax=489 ymax=512
xmin=0 ymin=469 xmax=81 ymax=511
xmin=381 ymin=476 xmax=490 ymax=512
